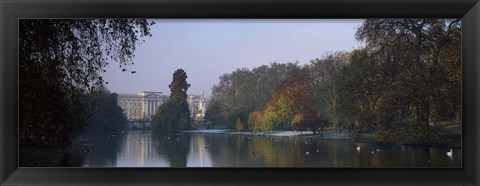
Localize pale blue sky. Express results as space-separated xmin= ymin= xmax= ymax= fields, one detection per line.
xmin=102 ymin=19 xmax=364 ymax=98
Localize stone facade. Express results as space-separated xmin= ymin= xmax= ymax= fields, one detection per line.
xmin=117 ymin=91 xmax=164 ymax=121
xmin=188 ymin=91 xmax=207 ymax=121
xmin=117 ymin=90 xmax=207 ymax=122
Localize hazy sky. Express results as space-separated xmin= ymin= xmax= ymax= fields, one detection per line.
xmin=102 ymin=19 xmax=364 ymax=98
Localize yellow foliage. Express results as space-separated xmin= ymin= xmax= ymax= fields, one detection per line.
xmin=291 ymin=114 xmax=304 ymax=128
xmin=235 ymin=118 xmax=244 ymax=132
xmin=248 ymin=111 xmax=262 ymax=132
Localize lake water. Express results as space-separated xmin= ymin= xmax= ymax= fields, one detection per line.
xmin=75 ymin=130 xmax=461 ymax=168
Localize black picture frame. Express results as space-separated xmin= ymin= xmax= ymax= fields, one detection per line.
xmin=1 ymin=0 xmax=479 ymax=185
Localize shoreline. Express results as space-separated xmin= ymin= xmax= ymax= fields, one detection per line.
xmin=181 ymin=129 xmax=461 ymax=148
xmin=182 ymin=129 xmax=350 ymax=139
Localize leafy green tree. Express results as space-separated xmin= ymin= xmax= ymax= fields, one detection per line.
xmin=306 ymin=52 xmax=349 ymax=130
xmin=226 ymin=106 xmax=248 ymax=129
xmin=169 ymin=69 xmax=191 ymax=99
xmin=204 ymin=98 xmax=224 ymax=128
xmin=152 ymin=97 xmax=191 ymax=133
xmin=335 ymin=49 xmax=380 ymax=133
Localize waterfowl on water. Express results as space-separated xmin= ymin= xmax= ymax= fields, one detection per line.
xmin=446 ymin=148 xmax=453 ymax=157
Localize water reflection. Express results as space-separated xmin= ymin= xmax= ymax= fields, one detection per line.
xmin=187 ymin=134 xmax=212 ymax=167
xmin=154 ymin=133 xmax=191 ymax=167
xmin=73 ymin=134 xmax=124 ymax=167
xmin=183 ymin=133 xmax=461 ymax=167
xmin=77 ymin=130 xmax=461 ymax=167
xmin=116 ymin=130 xmax=168 ymax=167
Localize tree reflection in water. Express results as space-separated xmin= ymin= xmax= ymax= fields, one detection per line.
xmin=154 ymin=132 xmax=191 ymax=167
xmin=202 ymin=134 xmax=461 ymax=168
xmin=72 ymin=130 xmax=461 ymax=167
xmin=69 ymin=133 xmax=125 ymax=167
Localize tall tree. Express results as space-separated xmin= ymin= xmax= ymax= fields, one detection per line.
xmin=169 ymin=69 xmax=191 ymax=99
xmin=204 ymin=98 xmax=224 ymax=128
xmin=19 ymin=19 xmax=153 ymax=148
xmin=152 ymin=69 xmax=192 ymax=133
xmin=306 ymin=52 xmax=349 ymax=130
xmin=20 ymin=19 xmax=153 ymax=92
xmin=342 ymin=18 xmax=462 ymax=142
xmin=336 ymin=49 xmax=380 ymax=133
xmin=355 ymin=19 xmax=461 ymax=127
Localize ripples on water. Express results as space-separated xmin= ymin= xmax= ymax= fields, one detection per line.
xmin=75 ymin=130 xmax=461 ymax=168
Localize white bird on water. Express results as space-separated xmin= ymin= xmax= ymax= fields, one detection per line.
xmin=356 ymin=145 xmax=361 ymax=152
xmin=446 ymin=148 xmax=453 ymax=158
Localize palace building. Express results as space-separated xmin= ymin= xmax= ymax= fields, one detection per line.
xmin=117 ymin=90 xmax=207 ymax=121
xmin=117 ymin=91 xmax=164 ymax=121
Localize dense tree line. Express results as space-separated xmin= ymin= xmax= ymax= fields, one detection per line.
xmin=205 ymin=63 xmax=300 ymax=129
xmin=206 ymin=19 xmax=461 ymax=144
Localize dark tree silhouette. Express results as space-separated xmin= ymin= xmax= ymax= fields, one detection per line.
xmin=19 ymin=19 xmax=153 ymax=166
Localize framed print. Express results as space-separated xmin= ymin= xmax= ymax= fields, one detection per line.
xmin=1 ymin=0 xmax=479 ymax=185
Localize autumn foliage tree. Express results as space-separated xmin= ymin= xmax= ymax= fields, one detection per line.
xmin=206 ymin=63 xmax=299 ymax=129
xmin=207 ymin=19 xmax=460 ymax=144
xmin=235 ymin=119 xmax=244 ymax=132
xmin=262 ymin=68 xmax=319 ymax=131
xmin=248 ymin=111 xmax=263 ymax=132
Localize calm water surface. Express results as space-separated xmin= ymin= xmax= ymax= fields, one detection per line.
xmin=76 ymin=130 xmax=461 ymax=167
